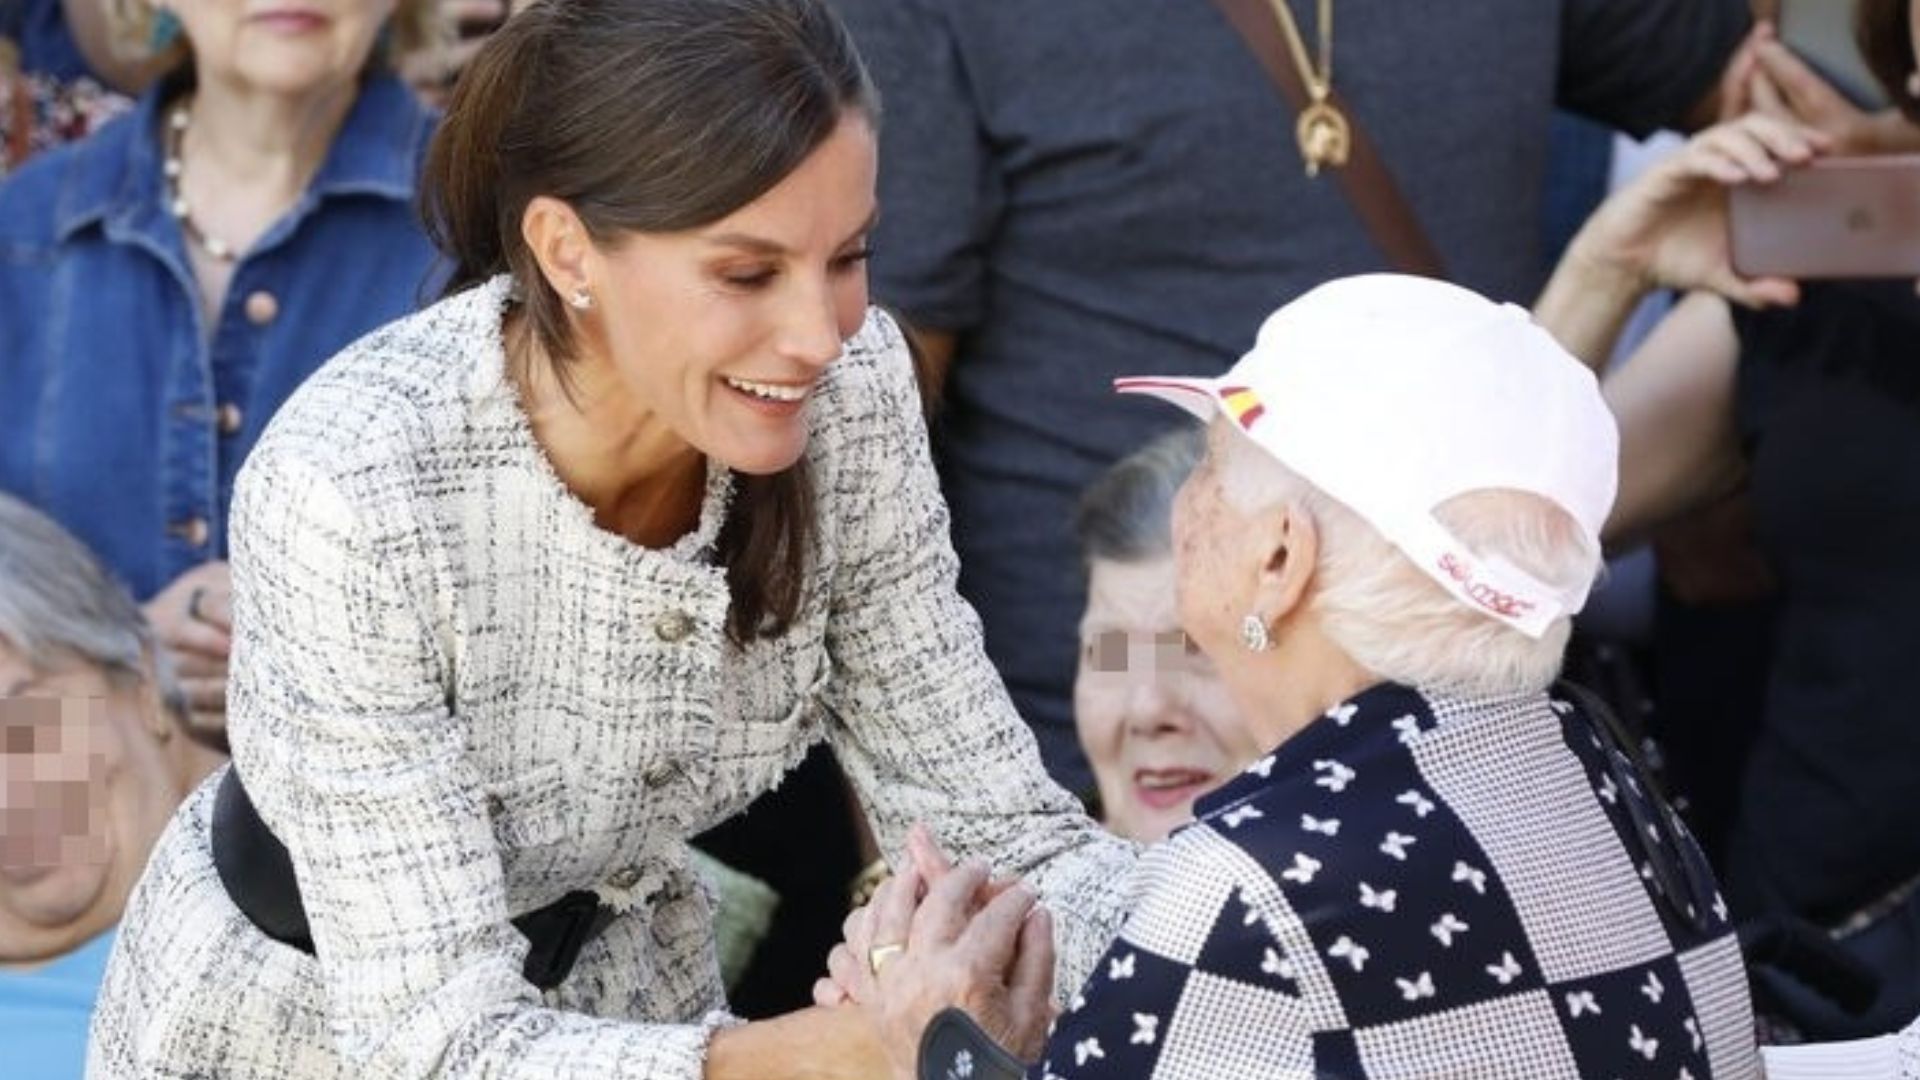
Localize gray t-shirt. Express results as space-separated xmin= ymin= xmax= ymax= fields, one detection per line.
xmin=834 ymin=0 xmax=1748 ymax=791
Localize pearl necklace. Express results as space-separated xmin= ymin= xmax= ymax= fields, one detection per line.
xmin=163 ymin=104 xmax=240 ymax=263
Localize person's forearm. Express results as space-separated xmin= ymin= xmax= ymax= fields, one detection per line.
xmin=705 ymin=1006 xmax=889 ymax=1080
xmin=1533 ymin=245 xmax=1654 ymax=375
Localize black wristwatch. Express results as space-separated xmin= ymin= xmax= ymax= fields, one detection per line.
xmin=918 ymin=1008 xmax=1029 ymax=1080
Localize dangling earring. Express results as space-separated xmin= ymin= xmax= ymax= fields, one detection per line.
xmin=1240 ymin=613 xmax=1274 ymax=653
xmin=1906 ymin=70 xmax=1920 ymax=100
xmin=568 ymin=287 xmax=594 ymax=311
xmin=149 ymin=6 xmax=182 ymax=50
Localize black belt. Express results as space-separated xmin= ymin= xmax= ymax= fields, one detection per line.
xmin=209 ymin=767 xmax=615 ymax=991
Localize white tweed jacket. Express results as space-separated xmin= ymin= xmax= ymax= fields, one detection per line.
xmin=88 ymin=277 xmax=1135 ymax=1079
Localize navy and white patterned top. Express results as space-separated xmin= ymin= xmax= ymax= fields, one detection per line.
xmin=1023 ymin=681 xmax=1761 ymax=1080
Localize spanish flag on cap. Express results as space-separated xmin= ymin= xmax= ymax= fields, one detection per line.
xmin=1218 ymin=385 xmax=1265 ymax=431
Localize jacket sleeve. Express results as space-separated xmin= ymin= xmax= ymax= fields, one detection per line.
xmin=817 ymin=309 xmax=1137 ymax=1000
xmin=226 ymin=448 xmax=733 ymax=1079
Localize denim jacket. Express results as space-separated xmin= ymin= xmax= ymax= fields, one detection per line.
xmin=0 ymin=73 xmax=441 ymax=600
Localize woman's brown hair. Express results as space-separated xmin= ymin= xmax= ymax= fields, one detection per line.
xmin=1857 ymin=0 xmax=1920 ymax=122
xmin=422 ymin=0 xmax=875 ymax=645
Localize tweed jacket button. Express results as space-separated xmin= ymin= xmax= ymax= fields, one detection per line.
xmin=607 ymin=865 xmax=644 ymax=890
xmin=653 ymin=610 xmax=694 ymax=643
xmin=484 ymin=794 xmax=505 ymax=818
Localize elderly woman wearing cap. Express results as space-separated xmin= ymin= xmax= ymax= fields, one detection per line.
xmin=836 ymin=275 xmax=1763 ymax=1080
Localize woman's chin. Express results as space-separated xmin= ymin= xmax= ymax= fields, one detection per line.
xmin=709 ymin=433 xmax=810 ymax=477
xmin=1115 ymin=800 xmax=1197 ymax=845
xmin=0 ymin=859 xmax=112 ymax=930
xmin=231 ymin=49 xmax=363 ymax=99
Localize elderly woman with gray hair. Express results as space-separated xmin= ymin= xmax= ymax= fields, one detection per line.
xmin=836 ymin=275 xmax=1766 ymax=1080
xmin=0 ymin=493 xmax=224 ymax=1076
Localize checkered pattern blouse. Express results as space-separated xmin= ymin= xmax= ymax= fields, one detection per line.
xmin=1023 ymin=681 xmax=1761 ymax=1080
xmin=86 ymin=278 xmax=1134 ymax=1079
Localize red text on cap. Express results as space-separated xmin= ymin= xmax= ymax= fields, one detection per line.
xmin=1437 ymin=553 xmax=1537 ymax=620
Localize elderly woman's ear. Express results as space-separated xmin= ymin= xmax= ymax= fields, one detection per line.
xmin=1246 ymin=502 xmax=1320 ymax=633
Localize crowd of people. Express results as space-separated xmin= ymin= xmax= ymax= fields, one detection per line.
xmin=3 ymin=0 xmax=1920 ymax=1076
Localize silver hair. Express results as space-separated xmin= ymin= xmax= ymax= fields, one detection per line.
xmin=1217 ymin=426 xmax=1598 ymax=696
xmin=1076 ymin=423 xmax=1207 ymax=563
xmin=0 ymin=493 xmax=169 ymax=698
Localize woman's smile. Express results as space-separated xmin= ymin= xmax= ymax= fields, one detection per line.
xmin=720 ymin=374 xmax=818 ymax=413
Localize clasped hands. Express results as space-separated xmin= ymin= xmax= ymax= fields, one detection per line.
xmin=813 ymin=824 xmax=1055 ymax=1080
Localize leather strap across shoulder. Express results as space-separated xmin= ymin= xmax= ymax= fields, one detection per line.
xmin=1201 ymin=0 xmax=1448 ymax=279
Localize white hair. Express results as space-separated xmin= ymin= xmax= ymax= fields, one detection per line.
xmin=1218 ymin=430 xmax=1599 ymax=697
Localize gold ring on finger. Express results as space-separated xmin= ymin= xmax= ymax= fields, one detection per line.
xmin=867 ymin=942 xmax=905 ymax=976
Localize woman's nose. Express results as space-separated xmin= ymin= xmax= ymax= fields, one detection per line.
xmin=776 ymin=277 xmax=844 ymax=369
xmin=1122 ymin=675 xmax=1188 ymax=737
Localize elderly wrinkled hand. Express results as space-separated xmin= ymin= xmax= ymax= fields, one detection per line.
xmin=814 ymin=823 xmax=1025 ymax=1009
xmin=816 ymin=892 xmax=882 ymax=1008
xmin=854 ymin=858 xmax=1055 ymax=1080
xmin=140 ymin=562 xmax=232 ymax=737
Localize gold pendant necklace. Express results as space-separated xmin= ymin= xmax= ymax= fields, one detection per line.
xmin=1265 ymin=0 xmax=1349 ymax=177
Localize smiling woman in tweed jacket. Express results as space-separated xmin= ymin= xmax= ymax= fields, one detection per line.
xmin=83 ymin=0 xmax=1134 ymax=1076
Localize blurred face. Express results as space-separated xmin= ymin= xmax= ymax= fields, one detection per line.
xmin=0 ymin=643 xmax=178 ymax=959
xmin=1074 ymin=556 xmax=1261 ymax=843
xmin=580 ymin=112 xmax=879 ymax=476
xmin=168 ymin=0 xmax=398 ymax=98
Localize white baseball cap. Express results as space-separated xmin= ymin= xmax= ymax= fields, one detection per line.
xmin=1116 ymin=274 xmax=1617 ymax=639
